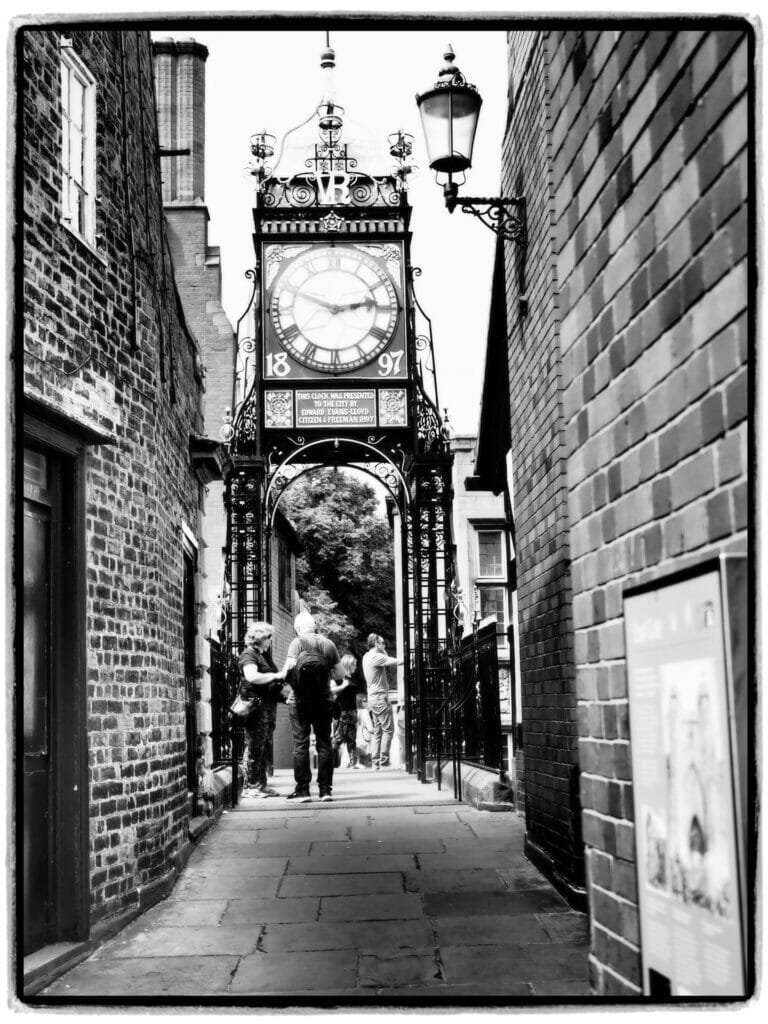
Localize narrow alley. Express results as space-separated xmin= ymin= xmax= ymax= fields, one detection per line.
xmin=40 ymin=768 xmax=589 ymax=1002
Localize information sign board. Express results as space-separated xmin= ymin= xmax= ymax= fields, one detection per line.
xmin=624 ymin=560 xmax=747 ymax=997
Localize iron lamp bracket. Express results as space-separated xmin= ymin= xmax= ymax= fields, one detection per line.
xmin=444 ymin=188 xmax=527 ymax=247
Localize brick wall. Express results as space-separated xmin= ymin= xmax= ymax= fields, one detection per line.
xmin=501 ymin=32 xmax=584 ymax=899
xmin=153 ymin=40 xmax=235 ymax=620
xmin=22 ymin=29 xmax=205 ymax=921
xmin=545 ymin=28 xmax=750 ymax=994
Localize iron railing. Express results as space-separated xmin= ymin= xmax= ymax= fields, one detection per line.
xmin=414 ymin=620 xmax=503 ymax=801
xmin=209 ymin=639 xmax=244 ymax=805
xmin=454 ymin=620 xmax=503 ymax=773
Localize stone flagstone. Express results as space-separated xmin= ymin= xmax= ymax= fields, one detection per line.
xmin=40 ymin=767 xmax=588 ymax=1002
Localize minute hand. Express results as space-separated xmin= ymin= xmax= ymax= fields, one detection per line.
xmin=297 ymin=291 xmax=341 ymax=313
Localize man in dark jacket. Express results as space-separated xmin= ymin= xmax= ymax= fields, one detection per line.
xmin=285 ymin=612 xmax=344 ymax=802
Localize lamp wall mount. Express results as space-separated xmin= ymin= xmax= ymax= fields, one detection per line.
xmin=444 ymin=184 xmax=527 ymax=248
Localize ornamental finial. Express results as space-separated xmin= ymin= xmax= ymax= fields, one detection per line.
xmin=320 ymin=32 xmax=335 ymax=70
xmin=439 ymin=44 xmax=458 ymax=81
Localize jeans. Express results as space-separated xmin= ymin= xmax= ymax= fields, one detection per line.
xmin=369 ymin=701 xmax=394 ymax=764
xmin=242 ymin=698 xmax=276 ymax=788
xmin=289 ymin=700 xmax=334 ymax=794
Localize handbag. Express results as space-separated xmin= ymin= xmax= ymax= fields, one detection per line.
xmin=230 ymin=693 xmax=256 ymax=718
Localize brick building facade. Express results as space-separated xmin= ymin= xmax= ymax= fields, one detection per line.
xmin=477 ymin=26 xmax=752 ymax=996
xmin=151 ymin=36 xmax=300 ymax=773
xmin=20 ymin=28 xmax=216 ymax=966
xmin=498 ymin=31 xmax=586 ymax=906
xmin=450 ymin=435 xmax=517 ymax=772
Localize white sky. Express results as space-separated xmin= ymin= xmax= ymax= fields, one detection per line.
xmin=164 ymin=27 xmax=507 ymax=436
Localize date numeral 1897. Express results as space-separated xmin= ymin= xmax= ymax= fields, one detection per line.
xmin=377 ymin=349 xmax=404 ymax=376
xmin=266 ymin=352 xmax=291 ymax=377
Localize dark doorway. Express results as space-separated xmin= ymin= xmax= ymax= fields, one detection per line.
xmin=22 ymin=448 xmax=53 ymax=952
xmin=21 ymin=438 xmax=87 ymax=954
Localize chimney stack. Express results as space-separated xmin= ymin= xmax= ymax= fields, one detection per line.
xmin=153 ymin=37 xmax=209 ymax=205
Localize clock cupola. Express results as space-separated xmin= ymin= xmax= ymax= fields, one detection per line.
xmin=232 ymin=39 xmax=417 ymax=443
xmin=223 ymin=35 xmax=457 ymax=785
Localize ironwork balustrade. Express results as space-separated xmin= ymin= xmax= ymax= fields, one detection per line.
xmin=455 ymin=620 xmax=503 ymax=772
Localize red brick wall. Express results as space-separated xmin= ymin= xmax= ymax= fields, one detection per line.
xmin=22 ymin=29 xmax=205 ymax=921
xmin=502 ymin=32 xmax=584 ymax=899
xmin=546 ymin=29 xmax=750 ymax=994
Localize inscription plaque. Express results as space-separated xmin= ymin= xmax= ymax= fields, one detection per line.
xmin=295 ymin=390 xmax=377 ymax=428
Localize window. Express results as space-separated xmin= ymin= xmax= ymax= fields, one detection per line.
xmin=478 ymin=586 xmax=506 ymax=622
xmin=474 ymin=527 xmax=508 ymax=628
xmin=278 ymin=537 xmax=292 ymax=610
xmin=60 ymin=43 xmax=96 ymax=244
xmin=477 ymin=530 xmax=504 ymax=578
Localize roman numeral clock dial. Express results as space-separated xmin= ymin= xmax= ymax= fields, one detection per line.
xmin=266 ymin=245 xmax=400 ymax=375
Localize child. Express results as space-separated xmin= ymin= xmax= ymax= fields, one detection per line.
xmin=331 ymin=654 xmax=360 ymax=768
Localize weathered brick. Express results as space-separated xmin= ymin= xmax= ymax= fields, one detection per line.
xmin=652 ymin=476 xmax=671 ymax=518
xmin=732 ymin=480 xmax=748 ymax=530
xmin=508 ymin=27 xmax=750 ymax=995
xmin=670 ymin=449 xmax=715 ymax=509
xmin=725 ymin=366 xmax=748 ymax=427
xmin=707 ymin=490 xmax=732 ymax=540
xmin=716 ymin=429 xmax=742 ymax=484
xmin=23 ymin=30 xmax=211 ymax=924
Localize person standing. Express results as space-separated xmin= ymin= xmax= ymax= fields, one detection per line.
xmin=285 ymin=612 xmax=344 ymax=802
xmin=237 ymin=621 xmax=288 ymax=798
xmin=361 ymin=633 xmax=403 ymax=769
xmin=331 ymin=654 xmax=360 ymax=769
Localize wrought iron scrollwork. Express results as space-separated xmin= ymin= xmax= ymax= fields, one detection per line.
xmin=416 ymin=388 xmax=447 ymax=455
xmin=262 ymin=173 xmax=400 ymax=209
xmin=446 ymin=193 xmax=527 ymax=248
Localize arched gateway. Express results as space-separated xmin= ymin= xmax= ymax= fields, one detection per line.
xmin=219 ymin=43 xmax=459 ymax=785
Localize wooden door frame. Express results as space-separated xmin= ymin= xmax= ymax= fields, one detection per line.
xmin=20 ymin=402 xmax=109 ymax=953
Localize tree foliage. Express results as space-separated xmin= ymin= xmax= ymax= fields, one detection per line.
xmin=281 ymin=468 xmax=395 ymax=656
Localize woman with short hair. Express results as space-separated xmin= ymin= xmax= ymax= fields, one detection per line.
xmin=237 ymin=621 xmax=287 ymax=797
xmin=331 ymin=653 xmax=360 ymax=769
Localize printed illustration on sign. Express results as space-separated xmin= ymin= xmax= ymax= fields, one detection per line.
xmin=652 ymin=658 xmax=735 ymax=919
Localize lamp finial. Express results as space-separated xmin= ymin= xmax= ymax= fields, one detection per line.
xmin=320 ymin=34 xmax=335 ymax=70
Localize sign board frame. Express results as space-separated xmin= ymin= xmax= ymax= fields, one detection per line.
xmin=623 ymin=555 xmax=749 ymax=998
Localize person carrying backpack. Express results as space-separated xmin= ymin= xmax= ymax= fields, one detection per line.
xmin=284 ymin=611 xmax=344 ymax=802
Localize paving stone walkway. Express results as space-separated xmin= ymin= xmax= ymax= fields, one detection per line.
xmin=41 ymin=767 xmax=589 ymax=1003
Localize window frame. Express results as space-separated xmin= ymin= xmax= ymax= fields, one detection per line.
xmin=59 ymin=41 xmax=97 ymax=247
xmin=471 ymin=523 xmax=510 ymax=631
xmin=475 ymin=527 xmax=506 ymax=581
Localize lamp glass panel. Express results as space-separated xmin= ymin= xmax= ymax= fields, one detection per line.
xmin=449 ymin=90 xmax=481 ymax=169
xmin=418 ymin=91 xmax=458 ymax=172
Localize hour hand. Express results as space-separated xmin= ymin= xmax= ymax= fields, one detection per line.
xmin=338 ymin=296 xmax=375 ymax=312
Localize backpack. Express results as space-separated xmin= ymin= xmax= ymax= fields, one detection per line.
xmin=293 ymin=644 xmax=329 ymax=700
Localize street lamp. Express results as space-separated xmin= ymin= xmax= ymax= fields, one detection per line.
xmin=416 ymin=45 xmax=526 ymax=248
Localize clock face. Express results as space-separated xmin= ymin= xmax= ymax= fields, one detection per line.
xmin=268 ymin=245 xmax=400 ymax=373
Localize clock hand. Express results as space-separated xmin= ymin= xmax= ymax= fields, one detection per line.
xmin=337 ymin=296 xmax=375 ymax=313
xmin=296 ymin=291 xmax=341 ymax=314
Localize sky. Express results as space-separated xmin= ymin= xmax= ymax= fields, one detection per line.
xmin=162 ymin=25 xmax=507 ymax=437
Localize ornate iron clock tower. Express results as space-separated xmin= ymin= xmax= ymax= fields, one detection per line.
xmin=221 ymin=41 xmax=457 ymax=778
